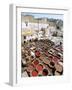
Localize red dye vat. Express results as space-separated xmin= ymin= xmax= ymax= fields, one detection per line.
xmin=32 ymin=70 xmax=38 ymax=76
xmin=33 ymin=60 xmax=39 ymax=66
xmin=36 ymin=64 xmax=43 ymax=71
xmin=35 ymin=50 xmax=40 ymax=57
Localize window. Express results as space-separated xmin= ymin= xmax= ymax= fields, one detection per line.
xmin=25 ymin=21 xmax=28 ymax=26
xmin=24 ymin=36 xmax=26 ymax=39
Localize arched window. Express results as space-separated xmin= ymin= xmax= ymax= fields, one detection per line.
xmin=25 ymin=21 xmax=28 ymax=26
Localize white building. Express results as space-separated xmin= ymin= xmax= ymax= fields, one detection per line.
xmin=21 ymin=15 xmax=49 ymax=43
xmin=21 ymin=15 xmax=63 ymax=45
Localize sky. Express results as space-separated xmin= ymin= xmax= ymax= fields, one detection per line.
xmin=21 ymin=12 xmax=63 ymax=21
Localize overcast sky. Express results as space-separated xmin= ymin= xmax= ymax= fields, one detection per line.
xmin=22 ymin=12 xmax=63 ymax=21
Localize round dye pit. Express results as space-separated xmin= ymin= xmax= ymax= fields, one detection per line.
xmin=35 ymin=50 xmax=40 ymax=57
xmin=50 ymin=62 xmax=55 ymax=66
xmin=32 ymin=70 xmax=38 ymax=76
xmin=42 ymin=69 xmax=48 ymax=76
xmin=33 ymin=60 xmax=39 ymax=66
xmin=36 ymin=64 xmax=43 ymax=71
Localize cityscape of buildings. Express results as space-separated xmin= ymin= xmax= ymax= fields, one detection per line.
xmin=21 ymin=14 xmax=63 ymax=45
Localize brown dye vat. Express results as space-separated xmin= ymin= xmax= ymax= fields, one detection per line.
xmin=42 ymin=69 xmax=48 ymax=76
xmin=48 ymin=61 xmax=55 ymax=69
xmin=50 ymin=62 xmax=55 ymax=66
